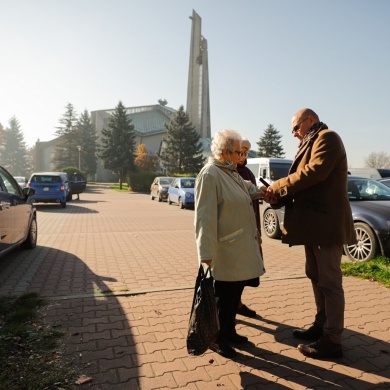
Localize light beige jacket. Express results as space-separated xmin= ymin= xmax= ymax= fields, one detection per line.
xmin=194 ymin=157 xmax=265 ymax=281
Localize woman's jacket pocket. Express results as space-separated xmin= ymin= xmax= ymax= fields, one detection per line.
xmin=219 ymin=228 xmax=244 ymax=244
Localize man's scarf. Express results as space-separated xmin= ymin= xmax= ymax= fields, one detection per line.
xmin=299 ymin=122 xmax=328 ymax=150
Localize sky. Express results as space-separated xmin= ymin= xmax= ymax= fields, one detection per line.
xmin=1 ymin=0 xmax=389 ymax=168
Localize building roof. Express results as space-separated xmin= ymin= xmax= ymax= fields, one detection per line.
xmin=92 ymin=104 xmax=176 ymax=137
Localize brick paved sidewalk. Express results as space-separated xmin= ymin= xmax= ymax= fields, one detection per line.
xmin=1 ymin=184 xmax=389 ymax=389
xmin=45 ymin=275 xmax=390 ymax=389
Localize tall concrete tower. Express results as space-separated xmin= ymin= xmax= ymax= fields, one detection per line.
xmin=186 ymin=10 xmax=211 ymax=139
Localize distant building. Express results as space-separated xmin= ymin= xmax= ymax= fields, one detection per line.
xmin=33 ymin=9 xmax=212 ymax=181
xmin=33 ymin=137 xmax=59 ymax=173
xmin=91 ymin=103 xmax=176 ymax=181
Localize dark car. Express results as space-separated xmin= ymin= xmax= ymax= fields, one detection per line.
xmin=0 ymin=165 xmax=37 ymax=258
xmin=377 ymin=168 xmax=390 ymax=178
xmin=262 ymin=176 xmax=390 ymax=262
xmin=69 ymin=173 xmax=87 ymax=200
xmin=167 ymin=177 xmax=195 ymax=209
xmin=150 ymin=177 xmax=174 ymax=202
xmin=27 ymin=172 xmax=70 ymax=208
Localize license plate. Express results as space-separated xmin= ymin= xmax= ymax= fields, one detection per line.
xmin=44 ymin=187 xmax=49 ymax=191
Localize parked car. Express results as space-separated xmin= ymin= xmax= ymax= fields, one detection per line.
xmin=262 ymin=176 xmax=390 ymax=262
xmin=27 ymin=172 xmax=71 ymax=208
xmin=150 ymin=176 xmax=174 ymax=202
xmin=378 ymin=177 xmax=390 ymax=188
xmin=68 ymin=173 xmax=87 ymax=200
xmin=0 ymin=165 xmax=37 ymax=258
xmin=377 ymin=168 xmax=390 ymax=178
xmin=167 ymin=177 xmax=196 ymax=209
xmin=14 ymin=176 xmax=28 ymax=189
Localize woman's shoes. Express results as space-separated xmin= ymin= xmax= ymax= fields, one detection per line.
xmin=237 ymin=304 xmax=257 ymax=318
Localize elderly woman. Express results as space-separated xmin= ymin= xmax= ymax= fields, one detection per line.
xmin=194 ymin=129 xmax=265 ymax=359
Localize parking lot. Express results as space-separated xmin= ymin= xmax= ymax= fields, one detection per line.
xmin=0 ymin=184 xmax=389 ymax=389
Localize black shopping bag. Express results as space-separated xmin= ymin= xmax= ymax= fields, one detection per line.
xmin=186 ymin=265 xmax=219 ymax=356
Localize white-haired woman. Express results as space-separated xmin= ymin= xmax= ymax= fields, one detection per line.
xmin=194 ymin=129 xmax=265 ymax=359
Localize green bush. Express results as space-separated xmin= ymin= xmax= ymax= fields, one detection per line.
xmin=128 ymin=172 xmax=157 ymax=192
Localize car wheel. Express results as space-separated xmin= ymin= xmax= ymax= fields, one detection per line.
xmin=344 ymin=222 xmax=377 ymax=262
xmin=61 ymin=201 xmax=66 ymax=208
xmin=263 ymin=208 xmax=282 ymax=239
xmin=158 ymin=192 xmax=162 ymax=202
xmin=21 ymin=216 xmax=37 ymax=249
xmin=179 ymin=197 xmax=185 ymax=209
xmin=167 ymin=196 xmax=172 ymax=205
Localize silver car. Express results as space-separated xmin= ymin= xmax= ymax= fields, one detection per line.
xmin=150 ymin=177 xmax=174 ymax=202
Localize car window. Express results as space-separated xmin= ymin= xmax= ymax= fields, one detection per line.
xmin=32 ymin=175 xmax=62 ymax=183
xmin=348 ymin=178 xmax=390 ymax=200
xmin=0 ymin=167 xmax=22 ymax=195
xmin=160 ymin=178 xmax=172 ymax=185
xmin=182 ymin=179 xmax=195 ymax=188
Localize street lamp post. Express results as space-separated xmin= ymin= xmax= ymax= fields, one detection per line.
xmin=77 ymin=145 xmax=82 ymax=171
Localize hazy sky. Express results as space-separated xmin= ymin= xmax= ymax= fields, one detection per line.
xmin=1 ymin=0 xmax=389 ymax=167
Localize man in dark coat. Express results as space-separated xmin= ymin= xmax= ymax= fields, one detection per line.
xmin=263 ymin=108 xmax=356 ymax=359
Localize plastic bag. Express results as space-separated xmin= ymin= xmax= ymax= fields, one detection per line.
xmin=186 ymin=265 xmax=219 ymax=356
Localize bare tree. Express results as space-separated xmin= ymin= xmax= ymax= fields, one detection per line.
xmin=365 ymin=151 xmax=390 ymax=168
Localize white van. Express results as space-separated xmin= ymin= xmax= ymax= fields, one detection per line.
xmin=246 ymin=157 xmax=293 ymax=186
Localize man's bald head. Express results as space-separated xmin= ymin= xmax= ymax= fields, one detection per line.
xmin=294 ymin=108 xmax=319 ymax=122
xmin=291 ymin=108 xmax=320 ymax=140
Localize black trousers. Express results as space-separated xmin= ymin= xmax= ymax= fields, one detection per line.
xmin=214 ymin=280 xmax=245 ymax=343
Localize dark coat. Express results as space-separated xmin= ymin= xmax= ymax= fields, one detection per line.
xmin=237 ymin=162 xmax=261 ymax=233
xmin=272 ymin=126 xmax=356 ymax=246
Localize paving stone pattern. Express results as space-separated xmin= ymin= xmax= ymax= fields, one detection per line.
xmin=1 ymin=184 xmax=389 ymax=389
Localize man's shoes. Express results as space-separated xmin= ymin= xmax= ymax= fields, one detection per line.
xmin=293 ymin=323 xmax=324 ymax=340
xmin=237 ymin=304 xmax=257 ymax=318
xmin=227 ymin=332 xmax=249 ymax=344
xmin=297 ymin=335 xmax=343 ymax=359
xmin=209 ymin=342 xmax=237 ymax=358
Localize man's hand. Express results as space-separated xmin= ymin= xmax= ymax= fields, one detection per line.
xmin=263 ymin=186 xmax=279 ymax=204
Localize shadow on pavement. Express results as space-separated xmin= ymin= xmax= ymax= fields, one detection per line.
xmin=18 ymin=247 xmax=141 ymax=389
xmin=34 ymin=203 xmax=101 ymax=213
xmin=236 ymin=316 xmax=390 ymax=389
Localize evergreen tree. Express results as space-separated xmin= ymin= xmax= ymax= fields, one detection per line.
xmin=1 ymin=116 xmax=30 ymax=176
xmin=99 ymin=101 xmax=136 ymax=189
xmin=256 ymin=124 xmax=285 ymax=158
xmin=0 ymin=122 xmax=5 ymax=160
xmin=52 ymin=103 xmax=79 ymax=169
xmin=159 ymin=105 xmax=205 ymax=174
xmin=77 ymin=109 xmax=98 ymax=178
xmin=134 ymin=144 xmax=158 ymax=172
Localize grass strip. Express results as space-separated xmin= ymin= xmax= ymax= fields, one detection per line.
xmin=341 ymin=256 xmax=390 ymax=288
xmin=0 ymin=293 xmax=79 ymax=389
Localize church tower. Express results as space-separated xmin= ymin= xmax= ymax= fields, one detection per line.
xmin=186 ymin=10 xmax=211 ymax=139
